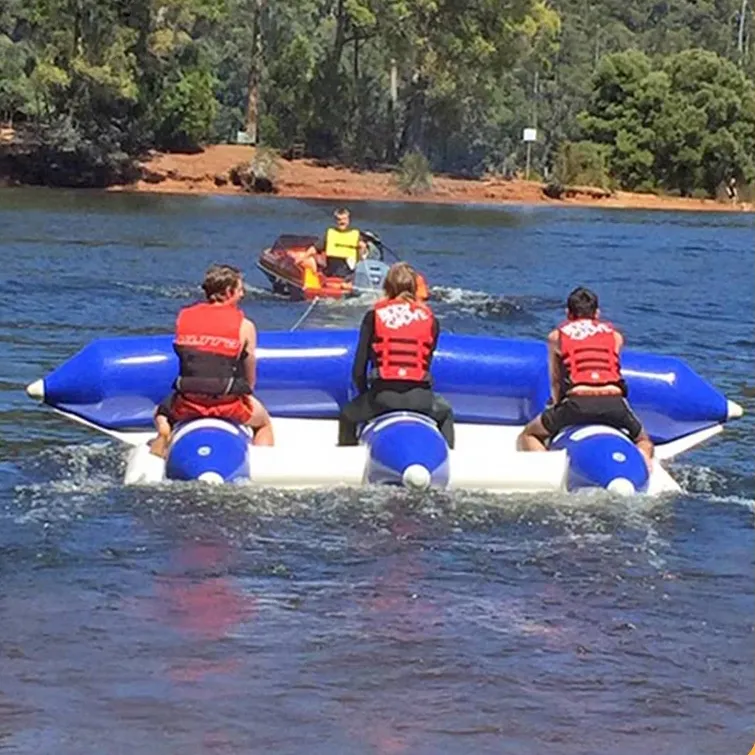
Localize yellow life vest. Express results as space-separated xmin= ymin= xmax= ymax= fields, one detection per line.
xmin=302 ymin=266 xmax=321 ymax=290
xmin=325 ymin=228 xmax=360 ymax=262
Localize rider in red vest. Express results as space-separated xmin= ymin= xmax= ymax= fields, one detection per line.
xmin=338 ymin=262 xmax=454 ymax=447
xmin=150 ymin=264 xmax=274 ymax=457
xmin=517 ymin=286 xmax=653 ymax=467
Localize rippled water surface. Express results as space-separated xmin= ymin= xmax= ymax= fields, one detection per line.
xmin=1 ymin=189 xmax=753 ymax=754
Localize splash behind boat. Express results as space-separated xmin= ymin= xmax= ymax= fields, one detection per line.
xmin=26 ymin=329 xmax=743 ymax=496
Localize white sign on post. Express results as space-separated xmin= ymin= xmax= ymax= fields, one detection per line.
xmin=522 ymin=128 xmax=537 ymax=180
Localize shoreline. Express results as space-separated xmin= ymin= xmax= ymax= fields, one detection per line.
xmin=110 ymin=180 xmax=754 ymax=213
xmin=7 ymin=142 xmax=754 ymax=213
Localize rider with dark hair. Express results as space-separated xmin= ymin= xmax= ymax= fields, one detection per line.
xmin=517 ymin=286 xmax=654 ymax=467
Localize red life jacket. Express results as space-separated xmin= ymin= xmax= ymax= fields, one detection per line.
xmin=173 ymin=302 xmax=250 ymax=396
xmin=372 ymin=298 xmax=435 ymax=382
xmin=558 ymin=318 xmax=622 ymax=390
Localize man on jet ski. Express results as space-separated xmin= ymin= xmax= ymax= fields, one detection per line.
xmin=298 ymin=207 xmax=368 ymax=278
xmin=516 ymin=286 xmax=654 ymax=467
xmin=150 ymin=264 xmax=275 ymax=457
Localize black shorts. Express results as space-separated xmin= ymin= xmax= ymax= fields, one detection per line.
xmin=338 ymin=386 xmax=455 ymax=448
xmin=540 ymin=395 xmax=644 ymax=441
xmin=324 ymin=257 xmax=354 ymax=278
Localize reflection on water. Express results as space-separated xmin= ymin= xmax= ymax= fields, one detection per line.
xmin=149 ymin=540 xmax=258 ymax=683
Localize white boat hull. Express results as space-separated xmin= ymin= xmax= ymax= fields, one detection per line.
xmin=122 ymin=416 xmax=682 ymax=495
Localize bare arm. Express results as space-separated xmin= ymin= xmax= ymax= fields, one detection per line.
xmin=547 ymin=329 xmax=562 ymax=403
xmin=240 ymin=318 xmax=258 ymax=391
xmin=305 ymin=234 xmax=326 ymax=256
xmin=614 ymin=330 xmax=624 ymax=352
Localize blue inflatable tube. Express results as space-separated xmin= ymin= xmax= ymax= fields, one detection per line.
xmin=166 ymin=419 xmax=252 ymax=484
xmin=551 ymin=426 xmax=650 ymax=494
xmin=361 ymin=412 xmax=450 ymax=488
xmin=39 ymin=329 xmax=730 ymax=445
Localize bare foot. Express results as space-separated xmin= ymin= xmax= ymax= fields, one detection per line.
xmin=149 ymin=436 xmax=169 ymax=458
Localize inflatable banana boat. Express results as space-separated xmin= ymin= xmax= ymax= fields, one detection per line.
xmin=25 ymin=330 xmax=743 ymax=495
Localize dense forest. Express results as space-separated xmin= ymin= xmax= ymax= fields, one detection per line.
xmin=1 ymin=0 xmax=753 ymax=196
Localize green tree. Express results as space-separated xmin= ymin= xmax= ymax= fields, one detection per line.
xmin=577 ymin=48 xmax=755 ymax=195
xmin=658 ymin=49 xmax=755 ymax=194
xmin=576 ymin=50 xmax=660 ymax=189
xmin=154 ymin=68 xmax=217 ymax=151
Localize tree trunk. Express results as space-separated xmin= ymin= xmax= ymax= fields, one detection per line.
xmin=387 ymin=60 xmax=398 ymax=162
xmin=737 ymin=0 xmax=748 ymax=59
xmin=353 ymin=33 xmax=359 ymax=83
xmin=312 ymin=0 xmax=349 ymax=155
xmin=245 ymin=0 xmax=264 ymax=144
xmin=333 ymin=0 xmax=347 ymax=67
xmin=401 ymin=73 xmax=426 ymax=154
xmin=70 ymin=0 xmax=80 ymax=68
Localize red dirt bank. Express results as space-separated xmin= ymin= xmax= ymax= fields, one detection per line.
xmin=111 ymin=144 xmax=753 ymax=213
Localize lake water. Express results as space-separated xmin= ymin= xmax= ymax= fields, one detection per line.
xmin=0 ymin=189 xmax=753 ymax=754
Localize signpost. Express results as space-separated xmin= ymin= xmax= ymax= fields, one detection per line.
xmin=523 ymin=128 xmax=537 ymax=180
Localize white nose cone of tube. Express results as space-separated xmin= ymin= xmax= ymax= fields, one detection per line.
xmin=607 ymin=477 xmax=635 ymax=496
xmin=198 ymin=471 xmax=224 ymax=485
xmin=402 ymin=464 xmax=431 ymax=491
xmin=26 ymin=380 xmax=44 ymax=400
xmin=727 ymin=400 xmax=744 ymax=419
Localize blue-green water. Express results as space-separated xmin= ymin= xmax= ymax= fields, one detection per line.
xmin=1 ymin=189 xmax=753 ymax=754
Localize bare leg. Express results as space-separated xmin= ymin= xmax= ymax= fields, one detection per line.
xmin=150 ymin=414 xmax=172 ymax=458
xmin=517 ymin=415 xmax=549 ymax=452
xmin=293 ymin=247 xmax=319 ymax=274
xmin=635 ymin=432 xmax=654 ymax=472
xmin=300 ymin=255 xmax=318 ymax=274
xmin=246 ymin=396 xmax=275 ymax=446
